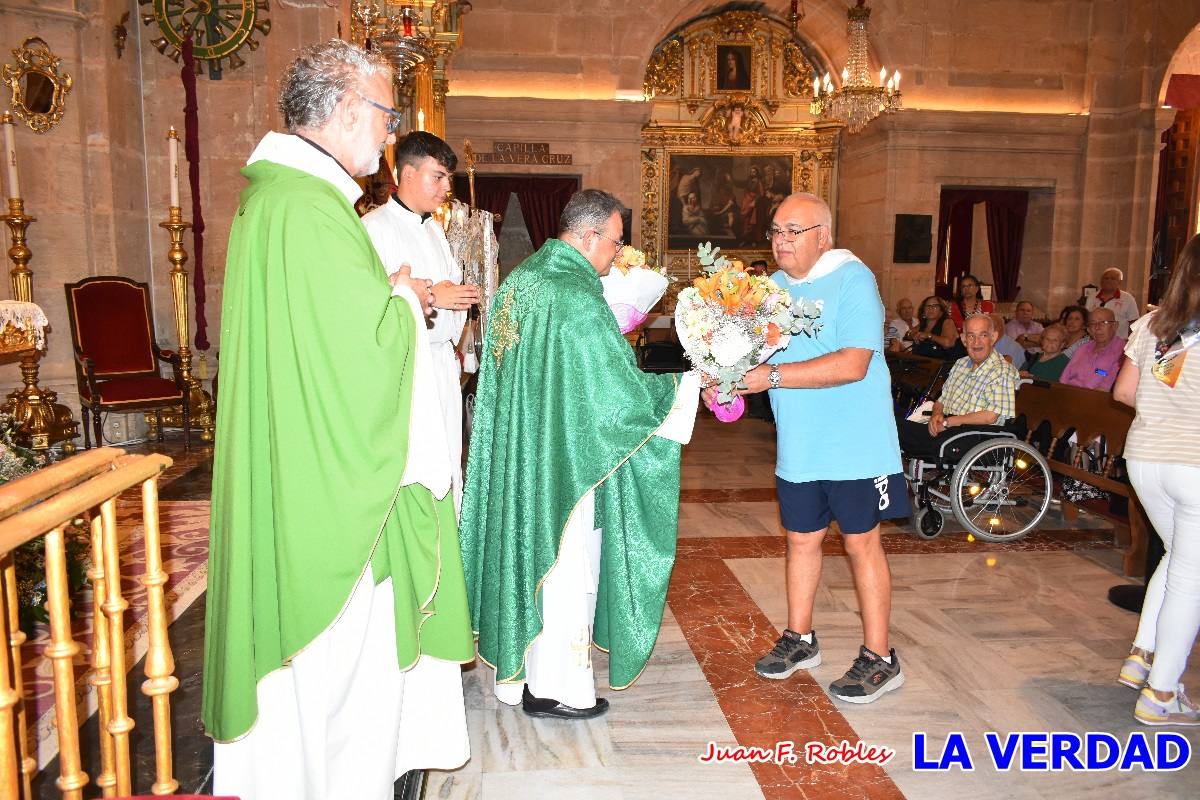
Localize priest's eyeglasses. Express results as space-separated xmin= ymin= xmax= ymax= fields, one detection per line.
xmin=357 ymin=91 xmax=403 ymax=134
xmin=591 ymin=230 xmax=625 ymax=249
xmin=765 ymin=223 xmax=823 ymax=243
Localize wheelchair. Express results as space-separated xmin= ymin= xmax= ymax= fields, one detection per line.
xmin=903 ymin=422 xmax=1053 ymax=543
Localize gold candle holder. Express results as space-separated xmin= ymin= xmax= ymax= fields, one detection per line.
xmin=151 ymin=206 xmax=214 ymax=442
xmin=1 ymin=197 xmax=79 ymax=451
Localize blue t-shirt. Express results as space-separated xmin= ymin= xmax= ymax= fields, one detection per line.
xmin=767 ymin=259 xmax=902 ymax=483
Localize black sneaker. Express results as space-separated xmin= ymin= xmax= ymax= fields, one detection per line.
xmin=754 ymin=629 xmax=821 ymax=679
xmin=829 ymin=646 xmax=904 ymax=704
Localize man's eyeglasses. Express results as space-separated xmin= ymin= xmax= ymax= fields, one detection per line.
xmin=1088 ymin=320 xmax=1116 ymax=327
xmin=357 ymin=91 xmax=403 ymax=134
xmin=591 ymin=230 xmax=624 ymax=249
xmin=765 ymin=223 xmax=823 ymax=243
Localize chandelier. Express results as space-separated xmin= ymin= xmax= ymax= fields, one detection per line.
xmin=349 ymin=1 xmax=465 ymax=80
xmin=810 ymin=1 xmax=901 ymax=133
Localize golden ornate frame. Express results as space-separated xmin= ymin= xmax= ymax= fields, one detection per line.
xmin=640 ymin=11 xmax=839 ymax=310
xmin=2 ymin=37 xmax=73 ymax=134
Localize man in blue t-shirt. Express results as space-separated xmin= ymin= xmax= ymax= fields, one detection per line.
xmin=710 ymin=192 xmax=909 ymax=704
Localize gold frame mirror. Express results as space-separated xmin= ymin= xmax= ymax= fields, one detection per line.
xmin=3 ymin=37 xmax=73 ymax=134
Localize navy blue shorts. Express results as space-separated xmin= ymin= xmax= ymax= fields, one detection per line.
xmin=776 ymin=473 xmax=911 ymax=534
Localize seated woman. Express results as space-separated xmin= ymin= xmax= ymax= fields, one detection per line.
xmin=949 ymin=273 xmax=995 ymax=332
xmin=1020 ymin=322 xmax=1070 ymax=382
xmin=906 ymin=295 xmax=961 ymax=359
xmin=1059 ymin=305 xmax=1090 ymax=358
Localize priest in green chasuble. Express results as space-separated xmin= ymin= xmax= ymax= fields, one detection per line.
xmin=461 ymin=189 xmax=700 ymax=719
xmin=201 ymin=40 xmax=474 ymax=799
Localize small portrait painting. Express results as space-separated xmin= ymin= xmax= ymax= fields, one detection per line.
xmin=716 ymin=45 xmax=752 ymax=91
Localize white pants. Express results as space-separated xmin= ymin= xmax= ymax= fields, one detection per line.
xmin=213 ymin=566 xmax=470 ymax=800
xmin=431 ymin=340 xmax=464 ymax=512
xmin=1129 ymin=460 xmax=1200 ymax=693
xmin=494 ymin=492 xmax=603 ymax=709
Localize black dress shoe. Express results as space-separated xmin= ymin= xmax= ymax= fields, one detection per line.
xmin=521 ymin=684 xmax=610 ymax=720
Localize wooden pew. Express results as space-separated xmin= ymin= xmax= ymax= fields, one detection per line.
xmin=1015 ymin=380 xmax=1150 ymax=577
xmin=885 ymin=351 xmax=950 ymax=418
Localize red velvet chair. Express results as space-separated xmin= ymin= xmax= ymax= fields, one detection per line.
xmin=64 ymin=276 xmax=190 ymax=449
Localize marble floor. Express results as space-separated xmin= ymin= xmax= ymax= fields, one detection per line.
xmin=36 ymin=415 xmax=1200 ymax=799
xmin=425 ymin=416 xmax=1200 ymax=800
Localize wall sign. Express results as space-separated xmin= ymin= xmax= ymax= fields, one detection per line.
xmin=475 ymin=142 xmax=573 ymax=166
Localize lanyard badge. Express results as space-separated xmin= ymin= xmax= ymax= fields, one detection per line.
xmin=1152 ymin=327 xmax=1200 ymax=388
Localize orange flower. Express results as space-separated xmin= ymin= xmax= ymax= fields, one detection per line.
xmin=766 ymin=322 xmax=781 ymax=346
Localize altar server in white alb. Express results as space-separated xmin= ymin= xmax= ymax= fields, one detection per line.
xmin=363 ymin=132 xmax=481 ymax=509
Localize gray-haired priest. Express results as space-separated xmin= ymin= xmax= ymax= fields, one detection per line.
xmin=461 ymin=189 xmax=700 ymax=720
xmin=201 ymin=39 xmax=475 ymax=799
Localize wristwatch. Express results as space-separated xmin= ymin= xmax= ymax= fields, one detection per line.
xmin=768 ymin=364 xmax=781 ymax=389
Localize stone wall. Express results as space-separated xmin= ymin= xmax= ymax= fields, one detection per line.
xmin=2 ymin=0 xmax=1200 ymax=447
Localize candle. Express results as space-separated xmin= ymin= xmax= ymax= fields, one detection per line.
xmin=841 ymin=67 xmax=849 ymax=85
xmin=417 ymin=109 xmax=425 ymax=131
xmin=880 ymin=67 xmax=887 ymax=86
xmin=168 ymin=126 xmax=180 ymax=208
xmin=402 ymin=5 xmax=414 ymax=37
xmin=894 ymin=70 xmax=901 ymax=91
xmin=2 ymin=112 xmax=19 ymax=200
xmin=813 ymin=77 xmax=820 ymax=97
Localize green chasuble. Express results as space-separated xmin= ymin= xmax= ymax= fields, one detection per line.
xmin=202 ymin=158 xmax=474 ymax=742
xmin=461 ymin=238 xmax=684 ymax=691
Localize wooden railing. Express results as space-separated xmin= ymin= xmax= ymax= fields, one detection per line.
xmin=0 ymin=447 xmax=177 ymax=799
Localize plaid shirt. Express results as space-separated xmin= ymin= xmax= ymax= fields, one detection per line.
xmin=939 ymin=350 xmax=1019 ymax=422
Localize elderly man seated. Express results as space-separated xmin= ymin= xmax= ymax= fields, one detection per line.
xmin=899 ymin=314 xmax=1020 ymax=457
xmin=1060 ymin=306 xmax=1124 ymax=391
xmin=1084 ymin=266 xmax=1140 ymax=338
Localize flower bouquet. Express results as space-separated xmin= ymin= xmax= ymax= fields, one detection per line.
xmin=674 ymin=243 xmax=800 ymax=422
xmin=601 ymin=246 xmax=674 ymax=334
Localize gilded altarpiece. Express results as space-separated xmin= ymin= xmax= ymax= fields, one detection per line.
xmin=641 ymin=11 xmax=840 ymax=310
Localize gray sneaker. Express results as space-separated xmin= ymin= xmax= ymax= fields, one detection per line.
xmin=829 ymin=646 xmax=904 ymax=704
xmin=754 ymin=629 xmax=821 ymax=679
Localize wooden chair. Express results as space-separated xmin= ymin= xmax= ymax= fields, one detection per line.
xmin=0 ymin=449 xmax=180 ymax=799
xmin=63 ymin=278 xmax=190 ymax=450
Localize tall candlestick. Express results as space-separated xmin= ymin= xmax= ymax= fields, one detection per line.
xmin=168 ymin=127 xmax=180 ymax=208
xmin=417 ymin=109 xmax=425 ymax=131
xmin=2 ymin=112 xmax=19 ymax=200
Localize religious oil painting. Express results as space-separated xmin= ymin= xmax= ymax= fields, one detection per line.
xmin=715 ymin=45 xmax=752 ymax=91
xmin=666 ymin=153 xmax=794 ymax=251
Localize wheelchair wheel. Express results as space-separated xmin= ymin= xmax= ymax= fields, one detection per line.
xmin=914 ymin=507 xmax=944 ymax=539
xmin=949 ymin=438 xmax=1052 ymax=543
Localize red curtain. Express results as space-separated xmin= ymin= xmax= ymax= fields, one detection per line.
xmin=514 ymin=177 xmax=579 ymax=249
xmin=984 ymin=192 xmax=1029 ymax=303
xmin=936 ymin=188 xmax=1029 ymax=302
xmin=452 ymin=175 xmax=580 ymax=245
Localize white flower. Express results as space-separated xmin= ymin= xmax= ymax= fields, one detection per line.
xmin=710 ymin=326 xmax=753 ymax=367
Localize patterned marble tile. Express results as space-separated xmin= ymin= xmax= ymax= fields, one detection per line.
xmin=728 ymin=551 xmax=1200 ymax=799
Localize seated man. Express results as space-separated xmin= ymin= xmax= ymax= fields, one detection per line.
xmin=886 ymin=297 xmax=917 ymax=351
xmin=990 ymin=312 xmax=1027 ymax=364
xmin=899 ymin=314 xmax=1019 ymax=458
xmin=1060 ymin=306 xmax=1124 ymax=391
xmin=1084 ymin=266 xmax=1140 ymax=338
xmin=1005 ymin=300 xmax=1044 ymax=352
